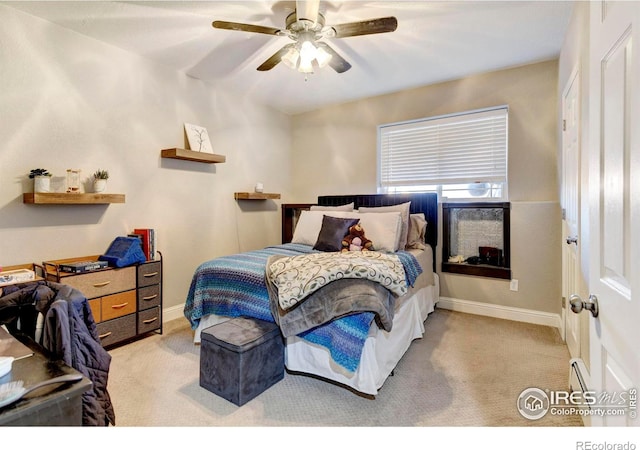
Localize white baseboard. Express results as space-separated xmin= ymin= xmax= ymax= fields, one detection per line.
xmin=162 ymin=303 xmax=187 ymax=323
xmin=437 ymin=296 xmax=561 ymax=329
xmin=164 ymin=298 xmax=561 ymax=330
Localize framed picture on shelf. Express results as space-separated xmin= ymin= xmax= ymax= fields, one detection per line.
xmin=184 ymin=123 xmax=213 ymax=153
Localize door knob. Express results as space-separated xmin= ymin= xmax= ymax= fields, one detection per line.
xmin=566 ymin=236 xmax=578 ymax=245
xmin=569 ymin=294 xmax=599 ymax=318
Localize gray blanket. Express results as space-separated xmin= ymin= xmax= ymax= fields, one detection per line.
xmin=266 ymin=255 xmax=395 ymax=338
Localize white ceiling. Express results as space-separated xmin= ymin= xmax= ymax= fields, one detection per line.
xmin=5 ymin=0 xmax=574 ymax=115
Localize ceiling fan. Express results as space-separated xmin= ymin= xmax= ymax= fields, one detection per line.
xmin=212 ymin=0 xmax=398 ymax=74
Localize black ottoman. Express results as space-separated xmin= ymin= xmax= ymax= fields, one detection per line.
xmin=200 ymin=317 xmax=284 ymax=406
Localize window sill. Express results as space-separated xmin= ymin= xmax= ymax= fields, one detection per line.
xmin=442 ymin=262 xmax=511 ymax=280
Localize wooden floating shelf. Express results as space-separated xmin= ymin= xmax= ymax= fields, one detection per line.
xmin=234 ymin=192 xmax=281 ymax=200
xmin=441 ymin=262 xmax=512 ymax=280
xmin=161 ymin=148 xmax=226 ymax=164
xmin=23 ymin=193 xmax=126 ymax=205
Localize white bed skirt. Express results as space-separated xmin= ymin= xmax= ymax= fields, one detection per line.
xmin=285 ymin=275 xmax=439 ymax=396
xmin=194 ymin=275 xmax=439 ymax=396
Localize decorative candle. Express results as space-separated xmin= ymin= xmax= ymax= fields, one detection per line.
xmin=66 ymin=169 xmax=81 ymax=193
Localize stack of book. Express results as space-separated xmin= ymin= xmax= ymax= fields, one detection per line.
xmin=59 ymin=260 xmax=109 ymax=274
xmin=129 ymin=228 xmax=156 ymax=261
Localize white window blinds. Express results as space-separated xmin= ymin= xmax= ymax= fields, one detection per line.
xmin=378 ymin=106 xmax=508 ymax=191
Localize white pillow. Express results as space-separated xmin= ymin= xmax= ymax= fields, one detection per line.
xmin=291 ymin=210 xmax=402 ymax=253
xmin=309 ymin=202 xmax=355 ymax=212
xmin=356 ymin=212 xmax=403 ymax=252
xmin=359 ymin=201 xmax=411 ymax=250
xmin=291 ymin=210 xmax=329 ymax=246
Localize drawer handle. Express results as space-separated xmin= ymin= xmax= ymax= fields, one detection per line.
xmin=143 ymin=272 xmax=159 ymax=278
xmin=142 ymin=294 xmax=158 ymax=301
xmin=143 ymin=317 xmax=158 ymax=324
xmin=99 ymin=332 xmax=112 ymax=339
xmin=93 ymin=281 xmax=111 ymax=287
xmin=111 ymin=302 xmax=129 ymax=309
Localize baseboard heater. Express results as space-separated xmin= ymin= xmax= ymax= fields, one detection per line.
xmin=569 ymin=357 xmax=590 ymax=396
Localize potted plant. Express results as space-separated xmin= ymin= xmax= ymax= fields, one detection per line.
xmin=29 ymin=168 xmax=52 ymax=193
xmin=92 ymin=169 xmax=109 ymax=193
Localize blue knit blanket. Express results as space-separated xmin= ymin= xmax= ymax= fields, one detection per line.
xmin=184 ymin=243 xmax=422 ymax=372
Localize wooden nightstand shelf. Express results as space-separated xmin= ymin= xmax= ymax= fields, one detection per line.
xmin=161 ymin=148 xmax=226 ymax=164
xmin=234 ymin=192 xmax=281 ymax=200
xmin=23 ymin=193 xmax=125 ymax=204
xmin=281 ymin=203 xmax=314 ymax=243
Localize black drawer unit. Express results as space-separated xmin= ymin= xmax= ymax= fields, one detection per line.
xmin=136 ymin=253 xmax=163 ymax=336
xmin=138 ymin=261 xmax=162 ymax=287
xmin=97 ymin=314 xmax=137 ymax=347
xmin=138 ymin=306 xmax=162 ymax=335
xmin=137 ymin=284 xmax=161 ymax=310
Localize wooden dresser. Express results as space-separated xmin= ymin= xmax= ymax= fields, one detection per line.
xmin=43 ymin=253 xmax=163 ymax=348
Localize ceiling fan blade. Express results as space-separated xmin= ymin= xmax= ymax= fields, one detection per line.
xmin=316 ymin=43 xmax=351 ymax=73
xmin=256 ymin=45 xmax=291 ymax=71
xmin=296 ymin=0 xmax=320 ymax=23
xmin=212 ymin=20 xmax=282 ymax=36
xmin=330 ymin=16 xmax=398 ymax=38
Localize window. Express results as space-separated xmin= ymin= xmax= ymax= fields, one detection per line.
xmin=377 ymin=106 xmax=508 ymax=200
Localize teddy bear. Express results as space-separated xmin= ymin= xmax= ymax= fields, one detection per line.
xmin=341 ymin=223 xmax=373 ymax=252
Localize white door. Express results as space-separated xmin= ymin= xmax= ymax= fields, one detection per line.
xmin=562 ymin=68 xmax=581 ymax=359
xmin=587 ymin=0 xmax=640 ymax=426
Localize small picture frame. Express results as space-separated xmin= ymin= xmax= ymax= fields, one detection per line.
xmin=184 ymin=123 xmax=213 ymax=153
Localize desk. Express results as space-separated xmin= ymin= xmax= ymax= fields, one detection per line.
xmin=0 ymin=340 xmax=91 ymax=426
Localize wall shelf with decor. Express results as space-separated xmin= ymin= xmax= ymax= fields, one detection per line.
xmin=234 ymin=192 xmax=281 ymax=200
xmin=23 ymin=193 xmax=125 ymax=205
xmin=161 ymin=148 xmax=226 ymax=164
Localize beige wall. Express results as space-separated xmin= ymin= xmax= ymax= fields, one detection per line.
xmin=0 ymin=6 xmax=291 ymax=316
xmin=0 ymin=5 xmax=568 ymax=321
xmin=290 ymin=60 xmax=562 ymax=315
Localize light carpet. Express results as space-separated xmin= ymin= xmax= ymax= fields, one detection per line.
xmin=106 ymin=308 xmax=583 ymax=428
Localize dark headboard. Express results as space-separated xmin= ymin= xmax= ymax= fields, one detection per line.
xmin=316 ymin=193 xmax=438 ymax=255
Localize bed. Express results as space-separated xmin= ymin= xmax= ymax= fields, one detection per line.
xmin=184 ymin=193 xmax=439 ymax=396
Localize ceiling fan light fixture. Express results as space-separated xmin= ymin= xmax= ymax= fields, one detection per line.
xmin=298 ymin=57 xmax=315 ymax=74
xmin=281 ymin=46 xmax=300 ymax=69
xmin=299 ymin=40 xmax=317 ymax=63
xmin=315 ymin=45 xmax=332 ymax=68
xmin=296 ymin=39 xmax=318 ymax=74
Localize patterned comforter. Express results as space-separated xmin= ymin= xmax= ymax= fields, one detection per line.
xmin=183 ymin=243 xmax=422 ymax=372
xmin=266 ymin=251 xmax=409 ymax=310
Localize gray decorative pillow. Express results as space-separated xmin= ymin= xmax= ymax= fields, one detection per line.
xmin=313 ymin=216 xmax=360 ymax=252
xmin=406 ymin=213 xmax=428 ymax=250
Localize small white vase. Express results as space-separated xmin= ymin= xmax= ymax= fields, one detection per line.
xmin=93 ymin=179 xmax=107 ymax=193
xmin=34 ymin=176 xmax=51 ymax=193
